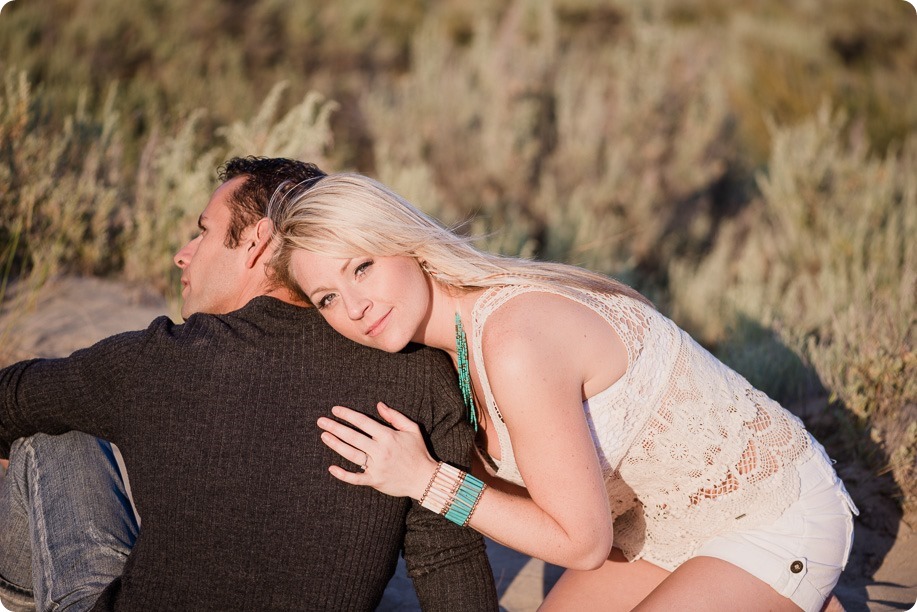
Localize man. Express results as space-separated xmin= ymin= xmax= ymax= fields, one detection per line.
xmin=0 ymin=157 xmax=498 ymax=611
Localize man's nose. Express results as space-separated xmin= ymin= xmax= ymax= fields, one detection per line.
xmin=173 ymin=238 xmax=198 ymax=269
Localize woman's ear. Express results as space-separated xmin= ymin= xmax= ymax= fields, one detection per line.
xmin=419 ymin=259 xmax=436 ymax=277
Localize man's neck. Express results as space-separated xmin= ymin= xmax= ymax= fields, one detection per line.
xmin=261 ymin=285 xmax=309 ymax=308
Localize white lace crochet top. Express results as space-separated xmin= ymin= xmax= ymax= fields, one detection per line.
xmin=471 ymin=285 xmax=820 ymax=570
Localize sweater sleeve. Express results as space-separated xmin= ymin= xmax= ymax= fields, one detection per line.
xmin=403 ymin=349 xmax=499 ymax=611
xmin=0 ymin=321 xmax=159 ymax=458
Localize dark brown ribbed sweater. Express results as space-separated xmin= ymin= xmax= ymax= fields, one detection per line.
xmin=0 ymin=296 xmax=498 ymax=611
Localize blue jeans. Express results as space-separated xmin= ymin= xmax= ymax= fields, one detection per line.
xmin=0 ymin=432 xmax=139 ymax=611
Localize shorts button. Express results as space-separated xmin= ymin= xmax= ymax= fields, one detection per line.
xmin=790 ymin=560 xmax=804 ymax=574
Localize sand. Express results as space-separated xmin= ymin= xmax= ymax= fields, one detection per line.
xmin=1 ymin=275 xmax=914 ymax=611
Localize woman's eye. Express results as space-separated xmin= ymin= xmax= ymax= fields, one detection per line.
xmin=317 ymin=294 xmax=337 ymax=309
xmin=354 ymin=260 xmax=373 ymax=277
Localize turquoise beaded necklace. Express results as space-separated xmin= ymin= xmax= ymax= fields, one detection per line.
xmin=454 ymin=312 xmax=479 ymax=431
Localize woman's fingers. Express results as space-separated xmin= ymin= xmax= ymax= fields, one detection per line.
xmin=329 ymin=405 xmax=390 ymax=436
xmin=317 ymin=413 xmax=373 ymax=450
xmin=328 ymin=464 xmax=367 ymax=484
xmin=317 ymin=402 xmax=437 ymax=498
xmin=320 ymin=431 xmax=367 ymax=468
xmin=376 ymin=402 xmax=420 ymax=432
xmin=324 ymin=403 xmax=418 ymax=436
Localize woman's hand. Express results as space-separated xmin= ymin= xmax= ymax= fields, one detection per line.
xmin=317 ymin=402 xmax=439 ymax=500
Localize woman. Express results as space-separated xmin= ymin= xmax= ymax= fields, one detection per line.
xmin=268 ymin=173 xmax=857 ymax=611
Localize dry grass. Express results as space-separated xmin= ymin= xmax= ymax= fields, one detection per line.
xmin=669 ymin=107 xmax=916 ymax=513
xmin=1 ymin=0 xmax=914 ymax=516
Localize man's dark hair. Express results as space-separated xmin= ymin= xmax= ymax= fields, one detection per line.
xmin=217 ymin=156 xmax=326 ymax=298
xmin=218 ymin=156 xmax=327 ymax=249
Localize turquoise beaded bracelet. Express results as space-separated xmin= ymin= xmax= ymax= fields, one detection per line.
xmin=419 ymin=462 xmax=487 ymax=526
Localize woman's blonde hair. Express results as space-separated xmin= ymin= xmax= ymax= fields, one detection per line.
xmin=269 ymin=172 xmax=651 ymax=306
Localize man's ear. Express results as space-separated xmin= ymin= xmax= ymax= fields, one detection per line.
xmin=245 ymin=218 xmax=275 ymax=268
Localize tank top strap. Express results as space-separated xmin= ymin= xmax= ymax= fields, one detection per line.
xmin=471 ymin=284 xmax=573 ymax=421
xmin=467 ymin=286 xmax=543 ymax=483
xmin=469 ymin=284 xmax=603 ymax=485
xmin=468 ymin=283 xmax=661 ymax=485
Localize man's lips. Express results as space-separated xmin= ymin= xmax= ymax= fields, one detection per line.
xmin=366 ymin=309 xmax=392 ymax=337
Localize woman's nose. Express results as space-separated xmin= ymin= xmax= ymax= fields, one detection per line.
xmin=346 ymin=294 xmax=371 ymax=320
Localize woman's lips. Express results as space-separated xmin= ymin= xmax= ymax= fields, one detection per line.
xmin=366 ymin=309 xmax=392 ymax=337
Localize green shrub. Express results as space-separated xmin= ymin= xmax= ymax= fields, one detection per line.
xmin=361 ymin=1 xmax=739 ymax=297
xmin=669 ymin=107 xmax=916 ymax=514
xmin=1 ymin=0 xmax=914 ymax=516
xmin=0 ymin=70 xmax=127 ymax=282
xmin=0 ymin=71 xmax=337 ymax=315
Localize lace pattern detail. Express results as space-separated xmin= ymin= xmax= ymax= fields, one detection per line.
xmin=470 ymin=285 xmax=812 ymax=570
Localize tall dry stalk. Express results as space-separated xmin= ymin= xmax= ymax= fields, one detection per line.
xmin=669 ymin=107 xmax=916 ymax=514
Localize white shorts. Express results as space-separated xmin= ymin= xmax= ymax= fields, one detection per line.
xmin=695 ymin=443 xmax=858 ymax=612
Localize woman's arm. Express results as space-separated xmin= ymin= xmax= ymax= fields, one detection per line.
xmin=465 ymin=293 xmax=614 ymax=568
xmin=317 ymin=294 xmax=620 ymax=569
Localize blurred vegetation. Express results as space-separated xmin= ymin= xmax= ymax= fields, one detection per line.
xmin=0 ymin=0 xmax=914 ymax=517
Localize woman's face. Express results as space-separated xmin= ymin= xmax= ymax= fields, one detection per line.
xmin=289 ymin=250 xmax=432 ymax=352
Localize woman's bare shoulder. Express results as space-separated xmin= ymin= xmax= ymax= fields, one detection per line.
xmin=481 ymin=290 xmax=606 ymax=344
xmin=480 ymin=289 xmax=627 ymax=395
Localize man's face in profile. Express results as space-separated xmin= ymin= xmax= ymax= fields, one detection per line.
xmin=172 ymin=176 xmax=254 ymax=319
